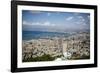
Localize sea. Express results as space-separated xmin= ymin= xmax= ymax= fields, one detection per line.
xmin=22 ymin=31 xmax=70 ymax=40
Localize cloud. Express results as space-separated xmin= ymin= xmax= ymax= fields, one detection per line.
xmin=78 ymin=16 xmax=83 ymax=19
xmin=43 ymin=21 xmax=50 ymax=26
xmin=77 ymin=16 xmax=86 ymax=24
xmin=23 ymin=21 xmax=30 ymax=25
xmin=66 ymin=16 xmax=73 ymax=21
xmin=47 ymin=13 xmax=51 ymax=16
xmin=23 ymin=21 xmax=40 ymax=25
xmin=75 ymin=20 xmax=87 ymax=26
xmin=82 ymin=23 xmax=87 ymax=25
xmin=32 ymin=22 xmax=40 ymax=25
xmin=75 ymin=21 xmax=81 ymax=24
xmin=23 ymin=20 xmax=55 ymax=26
xmin=75 ymin=16 xmax=87 ymax=26
xmin=87 ymin=15 xmax=90 ymax=19
xmin=75 ymin=21 xmax=86 ymax=25
xmin=41 ymin=21 xmax=55 ymax=26
xmin=78 ymin=16 xmax=85 ymax=21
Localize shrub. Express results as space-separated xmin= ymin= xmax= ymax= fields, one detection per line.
xmin=23 ymin=54 xmax=55 ymax=62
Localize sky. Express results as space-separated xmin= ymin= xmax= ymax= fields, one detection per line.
xmin=22 ymin=10 xmax=90 ymax=32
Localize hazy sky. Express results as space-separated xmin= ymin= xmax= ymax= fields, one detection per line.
xmin=22 ymin=10 xmax=90 ymax=32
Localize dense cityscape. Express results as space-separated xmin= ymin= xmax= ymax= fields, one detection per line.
xmin=22 ymin=32 xmax=90 ymax=62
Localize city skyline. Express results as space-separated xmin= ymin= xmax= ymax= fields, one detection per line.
xmin=22 ymin=10 xmax=90 ymax=32
xmin=22 ymin=10 xmax=90 ymax=62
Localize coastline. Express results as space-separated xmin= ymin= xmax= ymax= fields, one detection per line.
xmin=22 ymin=32 xmax=90 ymax=62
